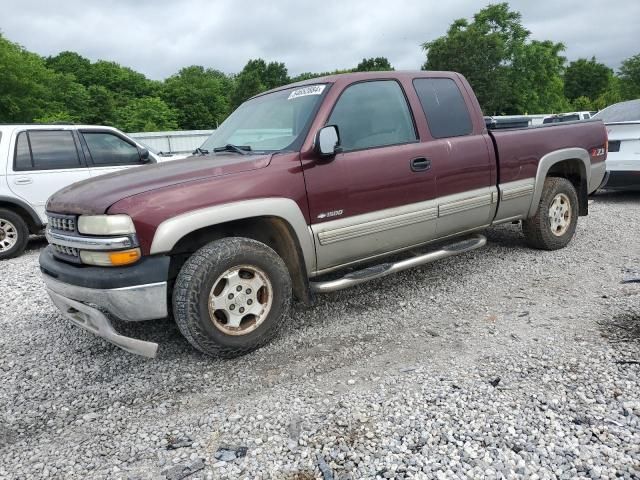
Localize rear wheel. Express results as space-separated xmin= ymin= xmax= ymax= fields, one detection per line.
xmin=522 ymin=177 xmax=578 ymax=250
xmin=0 ymin=209 xmax=29 ymax=260
xmin=172 ymin=237 xmax=292 ymax=357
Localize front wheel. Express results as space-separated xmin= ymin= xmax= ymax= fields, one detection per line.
xmin=522 ymin=177 xmax=578 ymax=250
xmin=172 ymin=237 xmax=292 ymax=357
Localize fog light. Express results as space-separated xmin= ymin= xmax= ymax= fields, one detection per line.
xmin=80 ymin=248 xmax=141 ymax=266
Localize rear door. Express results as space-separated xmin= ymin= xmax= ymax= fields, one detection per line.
xmin=411 ymin=77 xmax=496 ymax=237
xmin=78 ymin=129 xmax=148 ymax=177
xmin=7 ymin=129 xmax=90 ymax=221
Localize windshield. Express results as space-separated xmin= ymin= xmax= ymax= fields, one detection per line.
xmin=592 ymin=99 xmax=640 ymax=122
xmin=202 ymin=84 xmax=328 ymax=153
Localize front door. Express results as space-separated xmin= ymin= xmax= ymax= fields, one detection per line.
xmin=78 ymin=130 xmax=147 ymax=177
xmin=303 ymin=80 xmax=439 ymax=271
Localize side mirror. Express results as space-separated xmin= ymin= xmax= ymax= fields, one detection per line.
xmin=316 ymin=125 xmax=341 ymax=158
xmin=139 ymin=148 xmax=151 ymax=163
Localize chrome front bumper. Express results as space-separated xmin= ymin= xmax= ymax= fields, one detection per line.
xmin=43 ymin=274 xmax=167 ymax=357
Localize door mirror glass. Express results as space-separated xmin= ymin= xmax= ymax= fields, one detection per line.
xmin=139 ymin=148 xmax=150 ymax=163
xmin=317 ymin=125 xmax=340 ymax=157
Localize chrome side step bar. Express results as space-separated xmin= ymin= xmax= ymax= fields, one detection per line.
xmin=310 ymin=234 xmax=487 ymax=293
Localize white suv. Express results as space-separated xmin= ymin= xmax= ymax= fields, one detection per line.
xmin=0 ymin=124 xmax=157 ymax=259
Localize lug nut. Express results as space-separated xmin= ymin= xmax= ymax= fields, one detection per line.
xmin=246 ymin=288 xmax=252 ymax=294
xmin=230 ymin=304 xmax=235 ymax=310
xmin=228 ymin=293 xmax=234 ymax=299
xmin=247 ymin=299 xmax=253 ymax=305
xmin=239 ymin=307 xmax=245 ymax=313
xmin=236 ymin=285 xmax=242 ymax=292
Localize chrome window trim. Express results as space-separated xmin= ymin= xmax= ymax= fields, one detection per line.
xmin=45 ymin=229 xmax=138 ymax=251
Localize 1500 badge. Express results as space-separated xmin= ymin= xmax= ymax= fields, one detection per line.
xmin=317 ymin=210 xmax=344 ymax=219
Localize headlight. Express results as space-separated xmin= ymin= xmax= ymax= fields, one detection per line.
xmin=80 ymin=248 xmax=141 ymax=267
xmin=78 ymin=215 xmax=136 ymax=235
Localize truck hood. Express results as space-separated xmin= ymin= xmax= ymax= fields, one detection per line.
xmin=47 ymin=153 xmax=272 ymax=215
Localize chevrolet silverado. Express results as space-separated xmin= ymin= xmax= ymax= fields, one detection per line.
xmin=39 ymin=71 xmax=608 ymax=358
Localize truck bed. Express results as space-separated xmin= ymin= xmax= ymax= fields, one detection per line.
xmin=488 ymin=119 xmax=607 ymax=186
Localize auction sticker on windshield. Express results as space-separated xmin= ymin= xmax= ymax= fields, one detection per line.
xmin=288 ymin=85 xmax=326 ymax=100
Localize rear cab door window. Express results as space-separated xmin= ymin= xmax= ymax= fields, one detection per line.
xmin=8 ymin=129 xmax=91 ymax=221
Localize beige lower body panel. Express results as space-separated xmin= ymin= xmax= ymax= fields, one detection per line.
xmin=492 ymin=178 xmax=535 ymax=224
xmin=312 ymin=186 xmax=499 ymax=271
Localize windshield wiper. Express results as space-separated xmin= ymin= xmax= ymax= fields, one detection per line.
xmin=213 ymin=144 xmax=252 ymax=155
xmin=192 ymin=147 xmax=209 ymax=156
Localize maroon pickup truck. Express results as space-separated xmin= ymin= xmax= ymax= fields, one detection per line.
xmin=40 ymin=71 xmax=607 ymax=358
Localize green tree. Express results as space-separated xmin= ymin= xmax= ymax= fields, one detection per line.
xmin=511 ymin=40 xmax=570 ymax=114
xmin=423 ymin=3 xmax=530 ymax=115
xmin=355 ymin=57 xmax=394 ymax=71
xmin=564 ymin=57 xmax=612 ymax=102
xmin=619 ymin=53 xmax=640 ymax=99
xmin=85 ymin=85 xmax=116 ymax=124
xmin=85 ymin=60 xmax=157 ymax=104
xmin=593 ymin=76 xmax=623 ymax=110
xmin=46 ymin=51 xmax=92 ymax=85
xmin=115 ymin=97 xmax=178 ymax=132
xmin=162 ymin=65 xmax=232 ymax=129
xmin=0 ymin=33 xmax=88 ymax=122
xmin=231 ymin=59 xmax=290 ymax=108
xmin=571 ymin=96 xmax=594 ymax=111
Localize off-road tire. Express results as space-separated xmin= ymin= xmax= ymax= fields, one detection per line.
xmin=0 ymin=208 xmax=29 ymax=260
xmin=522 ymin=177 xmax=578 ymax=250
xmin=172 ymin=237 xmax=292 ymax=357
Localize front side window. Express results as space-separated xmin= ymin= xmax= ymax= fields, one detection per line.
xmin=327 ymin=80 xmax=416 ymax=151
xmin=14 ymin=130 xmax=82 ymax=171
xmin=413 ymin=78 xmax=473 ymax=139
xmin=201 ymin=84 xmax=327 ymax=152
xmin=82 ymin=132 xmax=141 ymax=165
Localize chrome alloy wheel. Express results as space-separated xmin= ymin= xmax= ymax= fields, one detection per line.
xmin=208 ymin=265 xmax=273 ymax=335
xmin=548 ymin=193 xmax=572 ymax=237
xmin=0 ymin=218 xmax=18 ymax=252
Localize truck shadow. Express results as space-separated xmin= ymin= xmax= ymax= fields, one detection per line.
xmin=592 ymin=189 xmax=640 ymax=204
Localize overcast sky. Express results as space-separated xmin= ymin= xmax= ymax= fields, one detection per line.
xmin=1 ymin=0 xmax=638 ymax=80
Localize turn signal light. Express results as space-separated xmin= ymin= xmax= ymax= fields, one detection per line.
xmin=109 ymin=249 xmax=142 ymax=266
xmin=80 ymin=248 xmax=141 ymax=267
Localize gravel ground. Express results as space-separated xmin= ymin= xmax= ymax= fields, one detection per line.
xmin=1 ymin=191 xmax=639 ymax=480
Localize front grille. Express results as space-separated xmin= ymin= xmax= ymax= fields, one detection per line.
xmin=47 ymin=214 xmax=76 ymax=233
xmin=52 ymin=244 xmax=80 ymax=258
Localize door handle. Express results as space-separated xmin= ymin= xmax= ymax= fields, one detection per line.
xmin=14 ymin=177 xmax=33 ymax=185
xmin=410 ymin=157 xmax=431 ymax=172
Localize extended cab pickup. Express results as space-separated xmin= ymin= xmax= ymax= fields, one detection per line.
xmin=40 ymin=71 xmax=607 ymax=358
